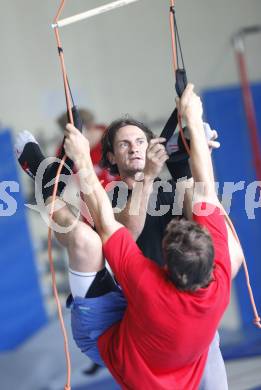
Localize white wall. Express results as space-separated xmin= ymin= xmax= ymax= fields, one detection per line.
xmin=0 ymin=0 xmax=260 ymax=136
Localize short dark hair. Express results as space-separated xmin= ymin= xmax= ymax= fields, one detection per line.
xmin=57 ymin=108 xmax=94 ymax=131
xmin=101 ymin=117 xmax=154 ymax=175
xmin=162 ymin=219 xmax=214 ymax=292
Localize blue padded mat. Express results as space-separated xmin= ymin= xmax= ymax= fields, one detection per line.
xmin=0 ymin=129 xmax=47 ymax=350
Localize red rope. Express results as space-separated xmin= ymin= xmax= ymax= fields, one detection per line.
xmin=234 ymin=42 xmax=261 ymax=328
xmin=236 ymin=50 xmax=261 ymax=181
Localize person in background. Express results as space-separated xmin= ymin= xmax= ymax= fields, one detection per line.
xmin=57 ymin=108 xmax=118 ymax=188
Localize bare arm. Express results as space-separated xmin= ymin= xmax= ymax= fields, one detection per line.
xmin=114 ymin=177 xmax=154 ymax=240
xmin=177 ymin=84 xmax=217 ymax=203
xmin=64 ymin=124 xmax=122 ymax=243
xmin=225 ymin=218 xmax=245 ymax=278
xmin=182 ymin=128 xmax=221 ymax=220
xmin=115 ymin=137 xmax=168 ymax=240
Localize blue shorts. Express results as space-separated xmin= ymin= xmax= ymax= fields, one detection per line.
xmin=67 ymin=289 xmax=127 ymax=366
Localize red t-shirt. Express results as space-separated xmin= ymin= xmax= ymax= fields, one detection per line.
xmin=98 ymin=202 xmax=231 ymax=390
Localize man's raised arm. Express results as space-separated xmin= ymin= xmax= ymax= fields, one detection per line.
xmin=178 ymin=84 xmax=244 ymax=277
xmin=177 ymin=84 xmax=217 ymax=203
xmin=64 ymin=124 xmax=122 ymax=243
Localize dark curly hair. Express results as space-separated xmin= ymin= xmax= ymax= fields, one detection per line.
xmin=162 ymin=219 xmax=214 ymax=292
xmin=100 ymin=117 xmax=154 ymax=175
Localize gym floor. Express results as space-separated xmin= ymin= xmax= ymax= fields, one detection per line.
xmin=1 ymin=312 xmax=260 ymax=390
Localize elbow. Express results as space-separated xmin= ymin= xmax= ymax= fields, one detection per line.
xmin=193 ymin=184 xmax=218 ymax=205
xmin=124 ymin=223 xmax=141 ymax=241
xmin=115 ymin=215 xmax=142 ymax=241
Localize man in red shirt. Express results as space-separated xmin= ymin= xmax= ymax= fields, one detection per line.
xmin=62 ymin=84 xmax=242 ymax=389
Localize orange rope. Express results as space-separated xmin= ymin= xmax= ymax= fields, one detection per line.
xmin=45 ymin=2 xmax=77 ymax=390
xmin=224 ymin=211 xmax=261 ymax=328
xmin=169 ymin=0 xmax=177 ymax=72
xmin=169 ymin=0 xmax=260 ymax=328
